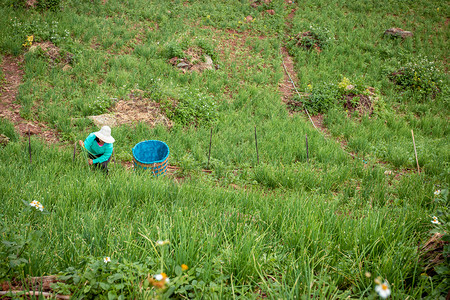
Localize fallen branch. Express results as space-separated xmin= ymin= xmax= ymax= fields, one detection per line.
xmin=0 ymin=291 xmax=70 ymax=299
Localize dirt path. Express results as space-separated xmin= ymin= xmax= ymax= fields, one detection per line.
xmin=0 ymin=55 xmax=59 ymax=142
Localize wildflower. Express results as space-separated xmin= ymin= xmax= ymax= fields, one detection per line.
xmin=431 ymin=216 xmax=441 ymax=225
xmin=27 ymin=35 xmax=33 ymax=42
xmin=374 ymin=278 xmax=391 ymax=299
xmin=156 ymin=240 xmax=170 ymax=246
xmin=365 ymin=272 xmax=371 ymax=278
xmin=104 ymin=257 xmax=111 ymax=263
xmin=149 ymin=272 xmax=169 ymax=289
xmin=434 ymin=190 xmax=441 ymax=196
xmin=207 ymin=15 xmax=210 ymax=19
xmin=181 ymin=264 xmax=188 ymax=271
xmin=29 ymin=200 xmax=44 ymax=211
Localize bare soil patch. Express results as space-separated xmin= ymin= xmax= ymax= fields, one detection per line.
xmin=279 ymin=47 xmax=299 ymax=106
xmin=0 ymin=55 xmax=59 ymax=143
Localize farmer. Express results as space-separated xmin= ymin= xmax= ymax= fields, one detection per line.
xmin=78 ymin=126 xmax=115 ymax=173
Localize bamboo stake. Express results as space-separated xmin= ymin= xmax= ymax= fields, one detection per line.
xmin=254 ymin=126 xmax=260 ymax=165
xmin=411 ymin=129 xmax=420 ymax=174
xmin=207 ymin=127 xmax=213 ymax=169
xmin=73 ymin=142 xmax=76 ymax=162
xmin=306 ymin=134 xmax=309 ymax=164
xmin=28 ymin=127 xmax=32 ymax=164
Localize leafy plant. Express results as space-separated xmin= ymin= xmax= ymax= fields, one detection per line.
xmin=389 ymin=56 xmax=445 ymax=99
xmin=288 ymin=25 xmax=335 ymax=51
xmin=165 ymin=87 xmax=218 ymax=126
xmin=36 ymin=0 xmax=61 ymax=11
xmin=421 ymin=189 xmax=450 ymax=299
xmin=51 ymin=257 xmax=152 ymax=299
xmin=301 ymin=81 xmax=339 ymax=114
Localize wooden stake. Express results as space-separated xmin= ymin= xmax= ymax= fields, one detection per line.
xmin=306 ymin=134 xmax=309 ymax=164
xmin=73 ymin=142 xmax=76 ymax=162
xmin=254 ymin=126 xmax=260 ymax=165
xmin=28 ymin=128 xmax=32 ymax=164
xmin=207 ymin=127 xmax=212 ymax=169
xmin=411 ymin=129 xmax=420 ymax=174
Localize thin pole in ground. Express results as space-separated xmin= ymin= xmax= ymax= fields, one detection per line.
xmin=306 ymin=134 xmax=309 ymax=164
xmin=255 ymin=125 xmax=260 ymax=165
xmin=411 ymin=129 xmax=420 ymax=174
xmin=73 ymin=142 xmax=76 ymax=163
xmin=28 ymin=127 xmax=32 ymax=164
xmin=207 ymin=127 xmax=213 ymax=169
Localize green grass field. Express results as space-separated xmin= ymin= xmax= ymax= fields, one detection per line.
xmin=0 ymin=0 xmax=448 ymax=298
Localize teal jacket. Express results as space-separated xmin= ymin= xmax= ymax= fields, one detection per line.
xmin=83 ymin=133 xmax=113 ymax=164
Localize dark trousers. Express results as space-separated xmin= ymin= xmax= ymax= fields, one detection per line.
xmin=88 ymin=153 xmax=111 ymax=173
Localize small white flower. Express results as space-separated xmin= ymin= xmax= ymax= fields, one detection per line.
xmin=431 ymin=216 xmax=441 ymax=225
xmin=104 ymin=257 xmax=111 ymax=263
xmin=434 ymin=190 xmax=441 ymax=196
xmin=154 ymin=274 xmax=163 ymax=281
xmin=375 ymin=281 xmax=391 ymax=299
xmin=156 ymin=240 xmax=169 ymax=246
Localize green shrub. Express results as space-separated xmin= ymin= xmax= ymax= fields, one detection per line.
xmin=0 ymin=118 xmax=19 ymax=142
xmin=301 ymin=81 xmax=339 ymax=114
xmin=389 ymin=56 xmax=445 ymax=99
xmin=288 ymin=25 xmax=335 ymax=51
xmin=165 ymin=88 xmax=218 ymax=127
xmin=165 ymin=41 xmax=185 ymax=59
xmin=36 ymin=0 xmax=61 ymax=11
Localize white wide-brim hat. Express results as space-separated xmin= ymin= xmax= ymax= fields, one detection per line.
xmin=94 ymin=126 xmax=115 ymax=144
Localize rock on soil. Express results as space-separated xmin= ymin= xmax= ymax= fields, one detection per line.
xmin=384 ymin=28 xmax=413 ymax=38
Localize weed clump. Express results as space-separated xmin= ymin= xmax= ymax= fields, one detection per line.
xmin=389 ymin=56 xmax=445 ymax=100
xmin=288 ymin=25 xmax=335 ymax=51
xmin=163 ymin=87 xmax=218 ymax=127
xmin=290 ymin=77 xmax=383 ymax=116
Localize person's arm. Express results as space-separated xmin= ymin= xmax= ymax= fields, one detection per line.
xmin=83 ymin=133 xmax=96 ymax=150
xmin=92 ymin=144 xmax=113 ymax=164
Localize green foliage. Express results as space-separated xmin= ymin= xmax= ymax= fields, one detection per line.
xmin=165 ymin=87 xmax=218 ymax=127
xmin=301 ymin=81 xmax=339 ymax=114
xmin=389 ymin=56 xmax=445 ymax=99
xmin=0 ymin=119 xmax=19 ymax=142
xmin=86 ymin=96 xmax=115 ymax=115
xmin=36 ymin=0 xmax=61 ymax=11
xmin=11 ymin=18 xmax=70 ymax=46
xmin=422 ymin=189 xmax=450 ymax=299
xmin=52 ymin=257 xmax=151 ymax=298
xmin=0 ymin=220 xmax=29 ymax=281
xmin=195 ymin=38 xmax=218 ymax=61
xmin=297 ymin=25 xmax=335 ymax=50
xmin=165 ymin=41 xmax=185 ymax=59
xmin=0 ymin=0 xmax=448 ymax=297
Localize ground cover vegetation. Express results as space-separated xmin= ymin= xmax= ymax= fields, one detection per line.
xmin=0 ymin=0 xmax=448 ymax=298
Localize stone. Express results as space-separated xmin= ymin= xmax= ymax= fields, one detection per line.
xmin=177 ymin=62 xmax=189 ymax=68
xmin=204 ymin=55 xmax=214 ymax=70
xmin=384 ymin=28 xmax=413 ymax=38
xmin=87 ymin=114 xmax=117 ymax=128
xmin=0 ymin=134 xmax=10 ymax=146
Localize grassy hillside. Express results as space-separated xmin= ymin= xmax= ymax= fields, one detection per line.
xmin=0 ymin=0 xmax=448 ymax=298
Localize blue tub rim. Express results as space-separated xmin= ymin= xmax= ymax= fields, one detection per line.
xmin=132 ymin=140 xmax=170 ymax=164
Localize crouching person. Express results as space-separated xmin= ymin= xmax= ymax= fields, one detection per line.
xmin=78 ymin=126 xmax=115 ymax=174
